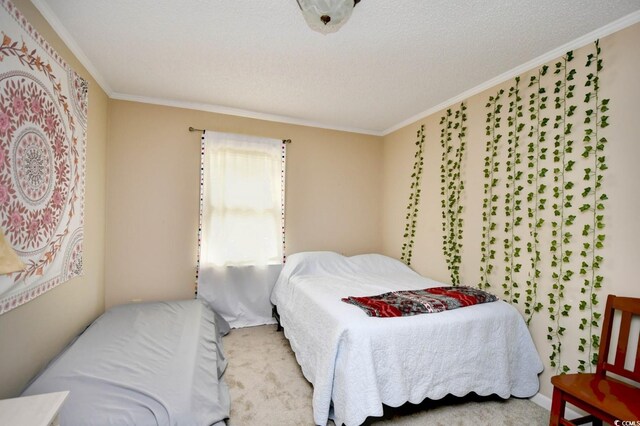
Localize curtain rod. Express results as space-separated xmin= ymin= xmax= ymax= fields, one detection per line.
xmin=189 ymin=127 xmax=291 ymax=144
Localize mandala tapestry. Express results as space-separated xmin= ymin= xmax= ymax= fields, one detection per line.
xmin=0 ymin=0 xmax=87 ymax=314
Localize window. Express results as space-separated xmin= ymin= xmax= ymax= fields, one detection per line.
xmin=199 ymin=131 xmax=285 ymax=267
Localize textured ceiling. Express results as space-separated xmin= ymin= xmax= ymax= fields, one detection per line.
xmin=35 ymin=0 xmax=640 ymax=134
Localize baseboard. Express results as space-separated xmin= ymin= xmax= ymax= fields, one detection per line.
xmin=530 ymin=392 xmax=583 ymax=419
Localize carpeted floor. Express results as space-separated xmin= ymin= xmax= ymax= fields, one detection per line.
xmin=222 ymin=325 xmax=550 ymax=426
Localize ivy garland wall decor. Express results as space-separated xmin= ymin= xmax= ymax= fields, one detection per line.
xmin=439 ymin=103 xmax=467 ymax=286
xmin=479 ymin=90 xmax=504 ymax=290
xmin=400 ymin=124 xmax=425 ymax=266
xmin=399 ymin=40 xmax=610 ymax=375
xmin=548 ymin=51 xmax=577 ymax=374
xmin=504 ymin=77 xmax=525 ymax=304
xmin=578 ymin=40 xmax=608 ymax=373
xmin=475 ymin=41 xmax=608 ymax=374
xmin=524 ymin=65 xmax=549 ymax=325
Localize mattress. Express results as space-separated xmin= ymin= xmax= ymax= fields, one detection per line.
xmin=22 ymin=300 xmax=230 ymax=426
xmin=271 ymin=251 xmax=544 ymax=426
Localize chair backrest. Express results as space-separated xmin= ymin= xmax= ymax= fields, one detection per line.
xmin=596 ymin=294 xmax=640 ymax=383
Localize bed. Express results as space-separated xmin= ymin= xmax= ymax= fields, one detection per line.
xmin=21 ymin=299 xmax=230 ymax=426
xmin=270 ymin=251 xmax=544 ymax=426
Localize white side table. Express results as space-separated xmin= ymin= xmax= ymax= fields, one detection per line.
xmin=0 ymin=391 xmax=69 ymax=426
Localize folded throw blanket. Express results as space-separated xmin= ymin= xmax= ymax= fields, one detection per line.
xmin=342 ymin=286 xmax=498 ymax=317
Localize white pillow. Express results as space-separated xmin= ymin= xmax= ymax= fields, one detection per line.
xmin=283 ymin=251 xmax=350 ymax=277
xmin=282 ymin=251 xmax=417 ymax=280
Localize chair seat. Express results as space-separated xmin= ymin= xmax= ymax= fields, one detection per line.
xmin=551 ymin=373 xmax=640 ymax=420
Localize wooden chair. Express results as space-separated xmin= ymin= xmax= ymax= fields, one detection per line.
xmin=549 ymin=294 xmax=640 ymax=426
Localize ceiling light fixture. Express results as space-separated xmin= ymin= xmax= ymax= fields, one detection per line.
xmin=296 ymin=0 xmax=361 ymax=34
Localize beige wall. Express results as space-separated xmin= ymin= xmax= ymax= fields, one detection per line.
xmin=105 ymin=101 xmax=383 ymax=308
xmin=382 ymin=23 xmax=640 ymax=400
xmin=0 ymin=0 xmax=107 ymax=398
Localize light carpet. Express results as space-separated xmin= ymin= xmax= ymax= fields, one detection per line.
xmin=222 ymin=325 xmax=550 ymax=426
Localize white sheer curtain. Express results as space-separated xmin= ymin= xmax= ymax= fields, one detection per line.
xmin=197 ymin=131 xmax=285 ymax=328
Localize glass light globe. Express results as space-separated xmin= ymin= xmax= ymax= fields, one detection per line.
xmin=296 ymin=0 xmax=356 ymax=34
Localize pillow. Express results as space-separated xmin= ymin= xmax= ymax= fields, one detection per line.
xmin=281 ymin=251 xmax=416 ymax=281
xmin=282 ymin=251 xmax=349 ymax=277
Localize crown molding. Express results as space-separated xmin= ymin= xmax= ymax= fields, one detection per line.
xmin=30 ymin=0 xmax=113 ymax=95
xmin=382 ymin=9 xmax=640 ymax=136
xmin=110 ymin=93 xmax=384 ymax=136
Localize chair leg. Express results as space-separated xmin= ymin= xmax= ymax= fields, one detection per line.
xmin=549 ymin=387 xmax=566 ymax=426
xmin=571 ymin=414 xmax=599 ymax=425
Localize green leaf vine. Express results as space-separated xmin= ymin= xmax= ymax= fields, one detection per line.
xmin=474 ymin=42 xmax=612 ymax=373
xmin=439 ymin=103 xmax=467 ymax=286
xmin=479 ymin=90 xmax=504 ymax=290
xmin=525 ymin=65 xmax=549 ymax=325
xmin=548 ymin=51 xmax=576 ymax=374
xmin=400 ymin=124 xmax=426 ymax=266
xmin=577 ymin=40 xmax=609 ymax=372
xmin=504 ymin=77 xmax=525 ymax=303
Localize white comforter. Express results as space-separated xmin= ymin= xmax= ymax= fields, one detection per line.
xmin=270 ymin=252 xmax=543 ymax=426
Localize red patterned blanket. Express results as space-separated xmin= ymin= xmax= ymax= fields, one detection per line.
xmin=341 ymin=286 xmax=498 ymax=317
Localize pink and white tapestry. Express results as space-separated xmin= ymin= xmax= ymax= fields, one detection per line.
xmin=0 ymin=0 xmax=87 ymax=314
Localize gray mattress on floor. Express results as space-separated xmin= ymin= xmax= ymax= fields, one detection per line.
xmin=22 ymin=300 xmax=230 ymax=426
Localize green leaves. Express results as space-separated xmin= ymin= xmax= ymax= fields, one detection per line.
xmin=503 ymin=77 xmax=526 ymax=304
xmin=480 ymin=90 xmax=504 ymax=290
xmin=548 ymin=50 xmax=578 ymax=375
xmin=440 ymin=103 xmax=467 ymax=286
xmin=401 ymin=125 xmax=426 ymax=265
xmin=480 ymin=42 xmax=609 ymax=374
xmin=524 ymin=64 xmax=549 ymax=325
xmin=578 ymin=39 xmax=607 ymax=373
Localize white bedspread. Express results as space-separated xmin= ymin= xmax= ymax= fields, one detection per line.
xmin=270 ymin=252 xmax=543 ymax=426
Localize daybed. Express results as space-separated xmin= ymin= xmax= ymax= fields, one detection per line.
xmin=270 ymin=251 xmax=543 ymax=426
xmin=22 ymin=299 xmax=230 ymax=426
